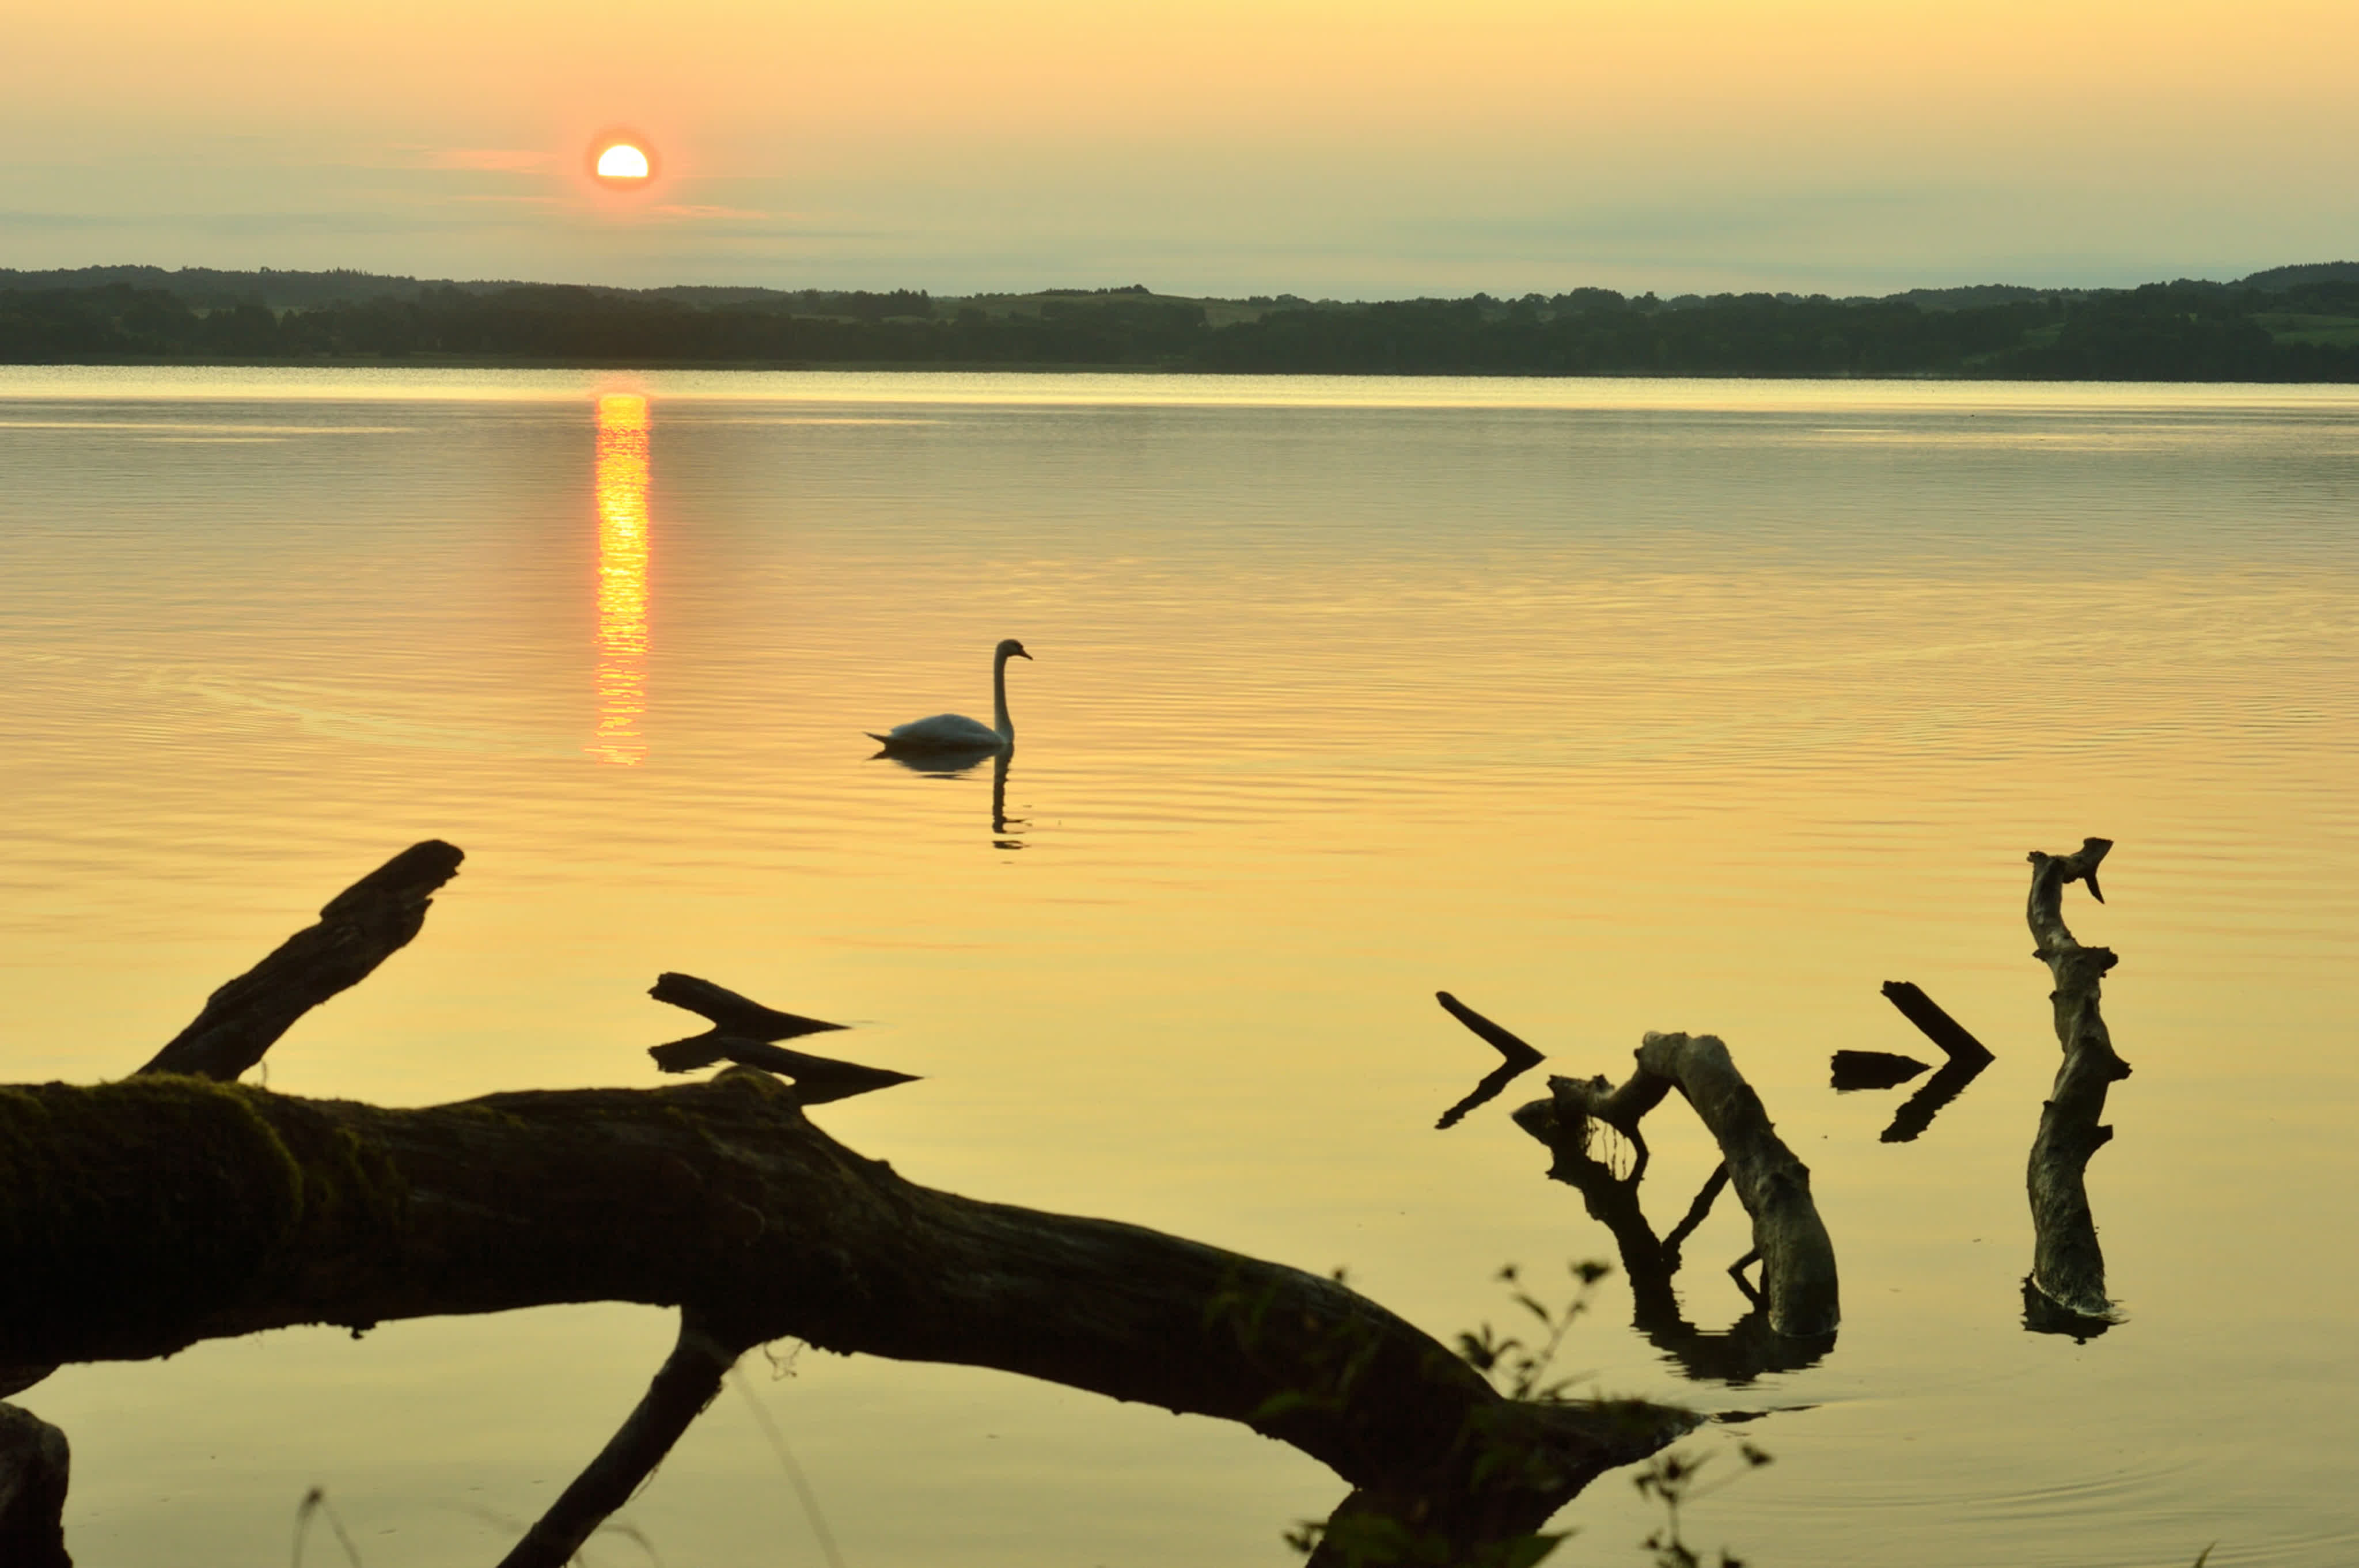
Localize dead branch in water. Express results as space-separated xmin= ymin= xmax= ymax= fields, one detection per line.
xmin=1433 ymin=990 xmax=1548 ymax=1129
xmin=2023 ymin=837 xmax=2132 ymax=1322
xmin=1490 ymin=1009 xmax=1839 ymax=1341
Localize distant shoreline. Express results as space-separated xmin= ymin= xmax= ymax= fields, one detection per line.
xmin=7 ymin=265 xmax=2358 ymax=381
xmin=9 ymin=357 xmax=2347 ymax=385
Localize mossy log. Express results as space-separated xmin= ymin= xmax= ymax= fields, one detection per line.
xmin=1 ymin=842 xmax=1697 ymax=1566
xmin=0 ymin=1069 xmax=1691 ymax=1561
xmin=2024 ymin=837 xmax=2131 ymax=1320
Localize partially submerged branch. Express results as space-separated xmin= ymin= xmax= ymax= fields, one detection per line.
xmin=1433 ymin=992 xmax=1548 ymax=1130
xmin=2023 ymin=838 xmax=2131 ymax=1320
xmin=645 ymin=972 xmax=916 ymax=1104
xmin=1878 ymin=981 xmax=1994 ymax=1067
xmin=496 ymin=1309 xmax=757 ymax=1568
xmin=1828 ymin=1051 xmax=1928 ymax=1091
xmin=1511 ymin=1099 xmax=1829 ymax=1385
xmin=1634 ymin=1034 xmax=1840 ymax=1339
xmin=1501 ymin=1016 xmax=1839 ymax=1343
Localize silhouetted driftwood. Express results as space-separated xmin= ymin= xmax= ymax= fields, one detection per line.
xmin=1514 ymin=1096 xmax=1832 ymax=1385
xmin=2023 ymin=837 xmax=2131 ymax=1320
xmin=1506 ymin=1024 xmax=1838 ymax=1341
xmin=1869 ymin=979 xmax=1997 ymax=1142
xmin=1828 ymin=1050 xmax=1929 ymax=1091
xmin=0 ymin=1404 xmax=70 ymax=1568
xmin=496 ymin=1309 xmax=757 ymax=1568
xmin=1433 ymin=991 xmax=1547 ymax=1129
xmin=136 ymin=840 xmax=465 ymax=1081
xmin=1879 ymin=1054 xmax=1992 ymax=1144
xmin=645 ymin=972 xmax=916 ymax=1103
xmin=1878 ymin=981 xmax=1994 ymax=1066
xmin=2 ymin=842 xmax=1697 ymax=1566
xmin=1636 ymin=1034 xmax=1840 ymax=1338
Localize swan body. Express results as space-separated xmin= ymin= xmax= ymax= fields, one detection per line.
xmin=868 ymin=639 xmax=1031 ymax=755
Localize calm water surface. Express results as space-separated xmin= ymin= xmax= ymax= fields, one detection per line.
xmin=3 ymin=368 xmax=2355 ymax=1567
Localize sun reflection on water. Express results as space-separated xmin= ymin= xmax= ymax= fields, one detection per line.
xmin=591 ymin=392 xmax=650 ymax=765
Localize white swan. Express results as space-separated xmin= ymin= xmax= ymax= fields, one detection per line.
xmin=868 ymin=639 xmax=1032 ymax=755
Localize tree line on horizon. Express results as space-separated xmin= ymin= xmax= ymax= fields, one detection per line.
xmin=4 ymin=273 xmax=2357 ymax=380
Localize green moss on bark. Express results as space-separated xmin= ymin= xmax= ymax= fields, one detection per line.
xmin=0 ymin=1077 xmax=306 ymax=1339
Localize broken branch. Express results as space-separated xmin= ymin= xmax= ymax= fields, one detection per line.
xmin=136 ymin=840 xmax=464 ymax=1082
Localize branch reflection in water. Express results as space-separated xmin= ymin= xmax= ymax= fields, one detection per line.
xmin=872 ymin=745 xmax=1029 ymax=850
xmin=1512 ymin=1085 xmax=1837 ymax=1386
xmin=591 ymin=392 xmax=651 ymax=766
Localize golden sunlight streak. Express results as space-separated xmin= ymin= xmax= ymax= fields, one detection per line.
xmin=591 ymin=392 xmax=650 ymax=766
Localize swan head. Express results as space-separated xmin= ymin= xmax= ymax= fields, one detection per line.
xmin=996 ymin=639 xmax=1033 ymax=662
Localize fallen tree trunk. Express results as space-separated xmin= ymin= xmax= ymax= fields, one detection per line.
xmin=2023 ymin=837 xmax=2132 ymax=1321
xmin=2 ymin=843 xmax=1697 ymax=1564
xmin=0 ymin=1070 xmax=1686 ymax=1514
xmin=0 ymin=1069 xmax=1691 ymax=1560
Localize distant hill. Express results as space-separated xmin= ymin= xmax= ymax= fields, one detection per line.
xmin=2236 ymin=261 xmax=2359 ymax=290
xmin=1887 ymin=283 xmax=2087 ymax=311
xmin=0 ymin=266 xmax=519 ymax=309
xmin=5 ymin=265 xmax=2357 ymax=379
xmin=0 ymin=266 xmax=939 ymax=316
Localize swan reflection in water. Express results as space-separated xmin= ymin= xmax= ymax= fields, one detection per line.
xmin=869 ymin=640 xmax=1034 ymax=848
xmin=873 ymin=745 xmax=1029 ymax=849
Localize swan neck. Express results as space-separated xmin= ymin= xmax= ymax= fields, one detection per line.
xmin=992 ymin=648 xmax=1015 ymax=740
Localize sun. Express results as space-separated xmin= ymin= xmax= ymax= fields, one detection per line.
xmin=596 ymin=143 xmax=649 ymax=180
xmin=590 ymin=135 xmax=657 ymax=187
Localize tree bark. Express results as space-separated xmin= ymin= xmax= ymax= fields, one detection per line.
xmin=2023 ymin=838 xmax=2130 ymax=1321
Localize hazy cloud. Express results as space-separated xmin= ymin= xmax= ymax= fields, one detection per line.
xmin=424 ymin=147 xmax=556 ymax=173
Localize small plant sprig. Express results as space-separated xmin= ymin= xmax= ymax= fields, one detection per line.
xmin=1455 ymin=1260 xmax=1614 ymax=1403
xmin=1631 ymin=1441 xmax=1774 ymax=1568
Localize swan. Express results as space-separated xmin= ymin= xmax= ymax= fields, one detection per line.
xmin=868 ymin=639 xmax=1032 ymax=755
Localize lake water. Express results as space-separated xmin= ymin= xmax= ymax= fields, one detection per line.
xmin=2 ymin=367 xmax=2354 ymax=1568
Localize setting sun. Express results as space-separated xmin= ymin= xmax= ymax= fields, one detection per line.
xmin=593 ymin=140 xmax=650 ymax=182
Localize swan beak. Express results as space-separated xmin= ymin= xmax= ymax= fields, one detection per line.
xmin=1015 ymin=648 xmax=1033 ymax=660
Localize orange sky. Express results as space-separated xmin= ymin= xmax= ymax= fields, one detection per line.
xmin=3 ymin=0 xmax=2353 ymax=294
